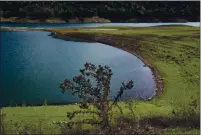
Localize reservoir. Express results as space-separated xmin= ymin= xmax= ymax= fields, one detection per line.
xmin=0 ymin=30 xmax=155 ymax=107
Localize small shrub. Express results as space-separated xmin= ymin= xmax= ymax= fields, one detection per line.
xmin=56 ymin=62 xmax=134 ymax=133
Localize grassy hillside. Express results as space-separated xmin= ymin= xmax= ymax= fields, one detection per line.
xmin=2 ymin=25 xmax=200 ymax=134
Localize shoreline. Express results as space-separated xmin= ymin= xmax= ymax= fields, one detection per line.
xmin=0 ymin=16 xmax=199 ymax=24
xmin=51 ymin=32 xmax=163 ymax=99
xmin=0 ymin=26 xmax=163 ymax=101
xmin=1 ymin=20 xmax=199 ymax=135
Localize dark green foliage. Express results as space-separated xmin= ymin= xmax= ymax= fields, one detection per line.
xmin=0 ymin=1 xmax=199 ymax=21
xmin=28 ymin=7 xmax=54 ymax=19
xmin=0 ymin=10 xmax=3 ymax=17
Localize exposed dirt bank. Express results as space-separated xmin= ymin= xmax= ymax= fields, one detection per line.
xmin=51 ymin=32 xmax=164 ymax=99
xmin=1 ymin=16 xmax=199 ymax=23
xmin=0 ymin=26 xmax=163 ymax=99
xmin=0 ymin=16 xmax=111 ymax=23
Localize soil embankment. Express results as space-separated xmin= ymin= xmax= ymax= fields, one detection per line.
xmin=1 ymin=16 xmax=199 ymax=23
xmin=0 ymin=26 xmax=164 ymax=99
xmin=0 ymin=16 xmax=111 ymax=23
xmin=51 ymin=32 xmax=164 ymax=99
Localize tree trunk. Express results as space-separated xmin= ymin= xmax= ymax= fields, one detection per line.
xmin=101 ymin=87 xmax=110 ymax=129
xmin=102 ymin=103 xmax=109 ymax=129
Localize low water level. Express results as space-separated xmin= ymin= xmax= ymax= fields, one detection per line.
xmin=0 ymin=30 xmax=155 ymax=107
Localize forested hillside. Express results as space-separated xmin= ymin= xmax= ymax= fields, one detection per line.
xmin=0 ymin=1 xmax=200 ymax=22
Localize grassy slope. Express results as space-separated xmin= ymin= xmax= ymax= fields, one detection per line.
xmin=2 ymin=25 xmax=200 ymax=134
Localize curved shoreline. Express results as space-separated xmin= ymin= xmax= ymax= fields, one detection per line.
xmin=0 ymin=26 xmax=164 ymax=100
xmin=51 ymin=32 xmax=164 ymax=99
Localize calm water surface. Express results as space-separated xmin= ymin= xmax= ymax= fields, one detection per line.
xmin=0 ymin=31 xmax=155 ymax=107
xmin=1 ymin=22 xmax=199 ymax=107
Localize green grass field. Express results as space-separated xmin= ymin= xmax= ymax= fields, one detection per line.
xmin=2 ymin=25 xmax=200 ymax=134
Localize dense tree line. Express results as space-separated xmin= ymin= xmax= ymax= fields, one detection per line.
xmin=0 ymin=1 xmax=200 ymax=21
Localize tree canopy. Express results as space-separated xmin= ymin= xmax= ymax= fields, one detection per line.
xmin=0 ymin=1 xmax=200 ymax=21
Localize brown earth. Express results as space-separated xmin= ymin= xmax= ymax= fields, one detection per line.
xmin=1 ymin=16 xmax=199 ymax=23
xmin=0 ymin=16 xmax=111 ymax=23
xmin=51 ymin=32 xmax=164 ymax=99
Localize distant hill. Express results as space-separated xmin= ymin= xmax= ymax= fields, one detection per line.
xmin=0 ymin=1 xmax=200 ymax=23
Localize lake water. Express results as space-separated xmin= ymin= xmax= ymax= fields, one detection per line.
xmin=0 ymin=31 xmax=155 ymax=107
xmin=0 ymin=22 xmax=200 ymax=28
xmin=1 ymin=22 xmax=199 ymax=107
